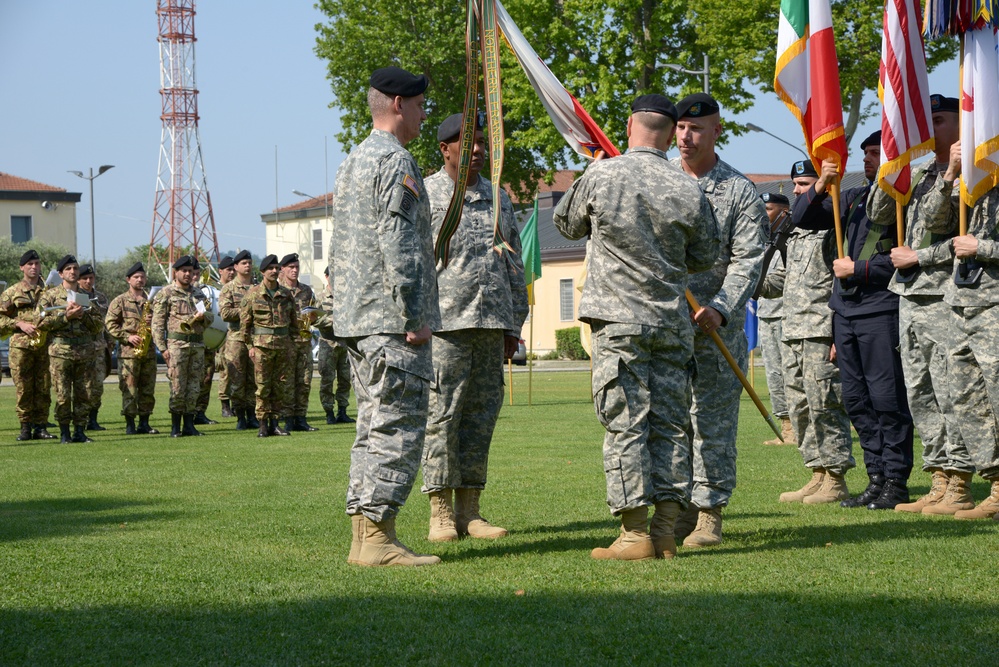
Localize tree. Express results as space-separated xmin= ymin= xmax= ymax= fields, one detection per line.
xmin=0 ymin=238 xmax=73 ymax=288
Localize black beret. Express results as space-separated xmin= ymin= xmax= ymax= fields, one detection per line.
xmin=260 ymin=254 xmax=279 ymax=271
xmin=57 ymin=255 xmax=78 ymax=272
xmin=438 ymin=111 xmax=484 ymax=143
xmin=78 ymin=264 xmax=95 ymax=278
xmin=631 ymin=94 xmax=678 ymax=121
xmin=790 ymin=159 xmax=818 ymax=179
xmin=761 ymin=192 xmax=790 ymax=206
xmin=192 ymin=258 xmax=201 ymax=272
xmin=280 ymin=253 xmax=300 ymax=267
xmin=324 ymin=265 xmax=330 ymax=278
xmin=233 ymin=249 xmax=252 ymax=264
xmin=172 ymin=255 xmax=195 ymax=270
xmin=930 ymin=94 xmax=959 ymax=113
xmin=370 ymin=66 xmax=428 ymax=98
xmin=860 ymin=130 xmax=882 ymax=150
xmin=218 ymin=256 xmax=235 ymax=270
xmin=19 ymin=249 xmax=40 ymax=266
xmin=125 ymin=262 xmax=145 ymax=278
xmin=676 ymin=93 xmax=721 ymax=119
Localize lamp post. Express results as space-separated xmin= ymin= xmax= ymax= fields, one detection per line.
xmin=745 ymin=124 xmax=809 ymax=160
xmin=68 ymin=165 xmax=114 ymax=265
xmin=664 ymin=54 xmax=710 ymax=94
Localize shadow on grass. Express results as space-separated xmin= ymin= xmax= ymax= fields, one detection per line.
xmin=0 ymin=497 xmax=181 ymax=543
xmin=1 ymin=590 xmax=995 ymax=665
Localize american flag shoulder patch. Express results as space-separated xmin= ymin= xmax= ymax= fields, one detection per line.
xmin=401 ymin=174 xmax=419 ymax=198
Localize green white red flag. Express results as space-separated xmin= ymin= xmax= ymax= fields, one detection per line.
xmin=774 ymin=0 xmax=849 ymax=172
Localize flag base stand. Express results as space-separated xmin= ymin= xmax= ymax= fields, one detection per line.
xmin=954 ymin=260 xmax=983 ymax=287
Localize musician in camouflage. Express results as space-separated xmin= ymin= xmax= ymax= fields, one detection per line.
xmin=316 ymin=267 xmax=354 ymax=424
xmin=329 ymin=66 xmax=441 ymax=566
xmin=37 ymin=255 xmax=104 ymax=443
xmin=670 ymin=93 xmax=766 ymax=547
xmin=191 ymin=263 xmax=219 ymax=427
xmin=216 ymin=255 xmax=235 ymax=417
xmin=757 ymin=193 xmax=793 ymax=446
xmin=420 ymin=112 xmax=529 ymax=543
xmin=0 ymin=249 xmax=54 ymax=441
xmin=152 ymin=255 xmax=214 ymax=437
xmin=77 ymin=264 xmax=111 ymax=431
xmin=219 ymin=250 xmax=258 ymax=430
xmin=279 ymin=253 xmax=318 ymax=432
xmin=555 ymin=94 xmax=720 ymax=561
xmin=105 ymin=262 xmax=158 ymax=435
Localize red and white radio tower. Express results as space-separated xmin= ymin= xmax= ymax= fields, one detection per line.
xmin=149 ymin=0 xmax=220 ymax=280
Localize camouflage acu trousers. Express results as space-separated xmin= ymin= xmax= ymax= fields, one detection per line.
xmin=166 ymin=343 xmax=205 ymax=414
xmin=948 ymin=304 xmax=999 ymax=479
xmin=252 ymin=345 xmax=291 ymax=420
xmin=590 ymin=321 xmax=694 ymax=515
xmin=899 ymin=296 xmax=972 ymax=472
xmin=9 ymin=345 xmax=50 ymax=424
xmin=690 ymin=325 xmax=745 ymax=509
xmin=781 ymin=337 xmax=855 ymax=476
xmin=216 ymin=344 xmax=229 ymax=402
xmin=318 ymin=340 xmax=351 ymax=411
xmin=223 ymin=338 xmax=256 ymax=410
xmin=421 ymin=329 xmax=504 ymax=493
xmin=344 ymin=334 xmax=432 ymax=523
xmin=50 ymin=355 xmax=92 ymax=427
xmin=286 ymin=342 xmax=313 ymax=417
xmin=89 ymin=342 xmax=108 ymax=409
xmin=758 ymin=317 xmax=788 ymax=418
xmin=118 ymin=355 xmax=157 ymax=416
xmin=195 ymin=347 xmax=216 ymax=413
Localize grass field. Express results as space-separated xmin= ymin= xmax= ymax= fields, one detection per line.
xmin=1 ymin=370 xmax=997 ymax=666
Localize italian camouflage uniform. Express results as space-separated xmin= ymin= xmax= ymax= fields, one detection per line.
xmin=556 ymin=147 xmax=720 ymax=514
xmin=280 ymin=280 xmax=316 ymax=419
xmin=330 ymin=128 xmax=441 ymax=523
xmin=0 ymin=279 xmax=51 ymax=427
xmin=671 ymin=156 xmax=766 ymax=509
xmin=196 ymin=346 xmax=217 ymax=414
xmin=219 ymin=280 xmax=257 ymax=414
xmin=37 ymin=286 xmax=104 ymax=427
xmin=82 ymin=288 xmax=111 ymax=414
xmin=869 ymin=162 xmax=972 ymax=473
xmin=240 ymin=283 xmax=297 ymax=421
xmin=316 ymin=285 xmax=352 ymax=413
xmin=760 ymin=213 xmax=854 ymax=476
xmin=152 ymin=284 xmax=214 ymax=415
xmin=758 ymin=252 xmax=788 ymax=419
xmin=937 ymin=185 xmax=999 ymax=480
xmin=105 ymin=290 xmax=157 ymax=418
xmin=420 ymin=170 xmax=529 ymax=494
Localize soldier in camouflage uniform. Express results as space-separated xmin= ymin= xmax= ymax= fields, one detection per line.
xmin=191 ymin=261 xmax=219 ymax=427
xmin=420 ymin=113 xmax=529 ymax=543
xmin=105 ymin=262 xmax=159 ymax=435
xmin=760 ymin=160 xmax=854 ymax=506
xmin=216 ymin=255 xmax=235 ymax=417
xmin=37 ymin=255 xmax=104 ymax=443
xmin=241 ymin=254 xmax=297 ymax=437
xmin=868 ymin=95 xmax=972 ymax=512
xmin=330 ymin=66 xmax=441 ymax=567
xmin=670 ymin=93 xmax=765 ymax=547
xmin=556 ymin=95 xmax=720 ymax=561
xmin=219 ymin=250 xmax=259 ymax=430
xmin=152 ymin=255 xmax=214 ymax=438
xmin=77 ymin=264 xmax=111 ymax=431
xmin=279 ymin=253 xmax=319 ymax=432
xmin=316 ymin=267 xmax=354 ymax=424
xmin=0 ymin=249 xmax=54 ymax=441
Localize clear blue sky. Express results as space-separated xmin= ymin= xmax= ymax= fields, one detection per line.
xmin=1 ymin=1 xmax=958 ymax=261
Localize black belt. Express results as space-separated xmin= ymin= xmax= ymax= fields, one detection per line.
xmin=254 ymin=326 xmax=288 ymax=335
xmin=51 ymin=335 xmax=95 ymax=345
xmin=167 ymin=332 xmax=203 ymax=343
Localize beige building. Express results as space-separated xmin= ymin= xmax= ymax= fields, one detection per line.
xmin=259 ymin=193 xmax=334 ymax=288
xmin=0 ymin=172 xmax=81 ymax=252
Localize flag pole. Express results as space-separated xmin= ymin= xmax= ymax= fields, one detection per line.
xmin=896 ymin=200 xmax=905 ymax=247
xmin=528 ymin=302 xmax=534 ymax=406
xmin=830 ymin=176 xmax=845 ymax=258
xmin=508 ymin=357 xmax=514 ymax=405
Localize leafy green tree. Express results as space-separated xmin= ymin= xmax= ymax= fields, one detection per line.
xmin=0 ymin=238 xmax=73 ymax=288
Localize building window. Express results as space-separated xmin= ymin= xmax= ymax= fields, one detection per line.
xmin=559 ymin=278 xmax=574 ymax=321
xmin=11 ymin=216 xmax=32 ymax=244
xmin=313 ymin=228 xmax=323 ymax=260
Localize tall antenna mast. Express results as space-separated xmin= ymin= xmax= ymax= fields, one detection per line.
xmin=149 ymin=0 xmax=220 ymax=281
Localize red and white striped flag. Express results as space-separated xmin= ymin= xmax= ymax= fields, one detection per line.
xmin=495 ymin=0 xmax=620 ymax=159
xmin=774 ymin=0 xmax=849 ymax=171
xmin=876 ymin=0 xmax=934 ymax=204
xmin=960 ymin=26 xmax=999 ymax=205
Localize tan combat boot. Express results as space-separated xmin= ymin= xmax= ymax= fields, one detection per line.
xmin=648 ymin=501 xmax=682 ymax=559
xmin=922 ymin=471 xmax=975 ymax=515
xmin=779 ymin=469 xmax=825 ymax=503
xmin=764 ymin=417 xmax=796 ymax=446
xmin=894 ymin=468 xmax=947 ymax=513
xmin=953 ymin=478 xmax=999 ymax=520
xmin=354 ymin=517 xmax=442 ymax=566
xmin=591 ymin=506 xmax=655 ymax=561
xmin=803 ymin=472 xmax=850 ymax=504
xmin=673 ymin=504 xmax=699 ymax=541
xmin=427 ymin=490 xmax=459 ymax=542
xmin=682 ymin=508 xmax=722 ymax=548
xmin=347 ymin=514 xmax=364 ymax=565
xmin=455 ymin=488 xmax=508 ymax=539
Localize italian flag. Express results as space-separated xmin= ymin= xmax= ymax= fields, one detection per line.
xmin=774 ymin=0 xmax=848 ymax=171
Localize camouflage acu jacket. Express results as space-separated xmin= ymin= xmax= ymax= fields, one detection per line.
xmin=106 ymin=291 xmax=154 ymax=359
xmin=219 ymin=280 xmax=255 ymax=343
xmin=240 ymin=283 xmax=298 ymax=350
xmin=280 ymin=280 xmax=316 ymax=347
xmin=943 ymin=184 xmax=999 ymax=307
xmin=0 ymin=279 xmax=46 ymax=348
xmin=36 ymin=285 xmax=105 ymax=360
xmin=151 ymin=283 xmax=215 ymax=350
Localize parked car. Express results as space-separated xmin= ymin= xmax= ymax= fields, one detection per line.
xmin=1 ymin=338 xmax=9 ymax=377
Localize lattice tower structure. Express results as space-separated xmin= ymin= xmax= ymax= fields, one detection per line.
xmin=149 ymin=0 xmax=220 ymax=282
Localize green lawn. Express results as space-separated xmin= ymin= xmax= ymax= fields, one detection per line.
xmin=0 ymin=371 xmax=996 ymax=666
